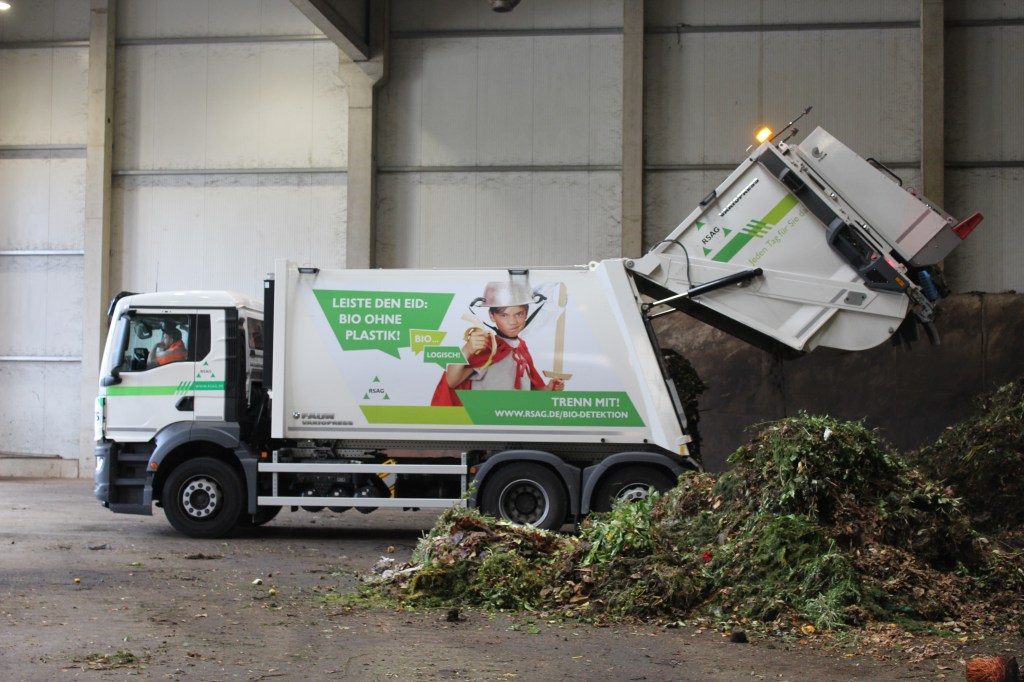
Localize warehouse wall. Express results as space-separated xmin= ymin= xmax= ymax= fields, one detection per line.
xmin=0 ymin=1 xmax=90 ymax=471
xmin=643 ymin=1 xmax=924 ymax=255
xmin=1 ymin=0 xmax=1021 ymax=475
xmin=0 ymin=0 xmax=346 ymax=472
xmin=645 ymin=0 xmax=1024 ymax=468
xmin=112 ymin=1 xmax=348 ymax=295
xmin=377 ymin=0 xmax=625 ymax=268
xmin=944 ymin=0 xmax=1024 ymax=293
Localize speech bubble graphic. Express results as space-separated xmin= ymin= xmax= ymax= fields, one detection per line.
xmin=314 ymin=290 xmax=453 ymax=358
xmin=423 ymin=345 xmax=467 ymax=368
xmin=410 ymin=329 xmax=448 ymax=354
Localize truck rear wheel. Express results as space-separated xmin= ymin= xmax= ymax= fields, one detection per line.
xmin=480 ymin=463 xmax=567 ymax=531
xmin=591 ymin=465 xmax=676 ymax=513
xmin=162 ymin=457 xmax=244 ymax=538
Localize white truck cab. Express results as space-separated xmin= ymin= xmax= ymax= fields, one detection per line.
xmin=95 ymin=291 xmax=263 ymax=522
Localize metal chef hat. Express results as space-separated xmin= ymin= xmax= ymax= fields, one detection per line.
xmin=474 ymin=271 xmax=534 ymax=308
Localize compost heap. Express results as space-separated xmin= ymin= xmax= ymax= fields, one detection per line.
xmin=366 ymin=380 xmax=1024 ymax=633
xmin=911 ymin=378 xmax=1024 ymax=536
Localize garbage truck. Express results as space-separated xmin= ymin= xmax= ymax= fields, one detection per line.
xmin=93 ymin=122 xmax=982 ymax=537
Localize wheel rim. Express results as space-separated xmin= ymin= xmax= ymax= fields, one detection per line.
xmin=498 ymin=479 xmax=549 ymax=526
xmin=180 ymin=476 xmax=222 ymax=519
xmin=616 ymin=484 xmax=651 ymax=503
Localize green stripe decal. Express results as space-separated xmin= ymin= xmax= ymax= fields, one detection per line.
xmin=360 ymin=391 xmax=644 ymax=427
xmin=104 ymin=381 xmax=225 ymax=396
xmin=361 ymin=406 xmax=472 ymax=425
xmin=192 ymin=381 xmax=225 ymax=391
xmin=711 ymin=232 xmax=755 ymax=263
xmin=762 ymin=193 xmax=799 ymax=224
xmin=712 ymin=193 xmax=799 ymax=263
xmin=458 ymin=391 xmax=644 ymax=427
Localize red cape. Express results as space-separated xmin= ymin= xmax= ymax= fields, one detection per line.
xmin=430 ymin=335 xmax=545 ymax=406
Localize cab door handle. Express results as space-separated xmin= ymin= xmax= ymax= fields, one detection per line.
xmin=176 ymin=397 xmax=194 ymax=412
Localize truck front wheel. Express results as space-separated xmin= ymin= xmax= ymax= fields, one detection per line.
xmin=479 ymin=463 xmax=567 ymax=531
xmin=591 ymin=465 xmax=676 ymax=513
xmin=162 ymin=457 xmax=244 ymax=538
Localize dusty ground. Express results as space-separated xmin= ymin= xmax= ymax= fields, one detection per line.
xmin=1 ymin=479 xmax=1019 ymax=681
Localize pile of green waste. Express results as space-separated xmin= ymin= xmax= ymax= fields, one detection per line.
xmin=366 ymin=383 xmax=1024 ymax=631
xmin=910 ymin=378 xmax=1024 ymax=535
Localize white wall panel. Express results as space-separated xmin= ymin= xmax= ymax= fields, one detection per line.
xmin=947 ymin=26 xmax=1024 ymax=162
xmin=532 ymin=36 xmax=590 ymax=165
xmin=152 ymin=46 xmax=209 ymax=168
xmin=645 ymin=33 xmax=758 ymax=165
xmin=0 ymin=0 xmax=89 ymax=41
xmin=645 ymin=28 xmax=919 ymax=165
xmin=811 ymin=29 xmax=919 ymax=156
xmin=473 ymin=172 xmax=534 ymax=264
xmin=379 ymin=40 xmax=424 ymax=167
xmin=420 ymin=38 xmax=479 ymax=165
xmin=382 ymin=35 xmax=621 ymax=167
xmin=0 ymin=256 xmax=84 ymax=356
xmin=205 ymin=45 xmax=263 ymax=167
xmin=0 ymin=155 xmax=85 ymax=249
xmin=377 ymin=171 xmax=620 ymax=268
xmin=390 ymin=0 xmax=621 ymax=32
xmin=115 ymin=41 xmax=345 ymax=170
xmin=587 ymin=34 xmax=622 ymax=165
xmin=0 ymin=362 xmax=81 ymax=458
xmin=476 ymin=38 xmax=534 ymax=165
xmin=945 ymin=169 xmax=1024 ymax=294
xmin=532 ymin=35 xmax=617 ymax=165
xmin=112 ymin=175 xmax=346 ymax=297
xmin=0 ymin=3 xmax=90 ymax=464
xmin=0 ymin=47 xmax=88 ymax=146
xmin=532 ymin=171 xmax=620 ymax=262
xmin=118 ymin=0 xmax=317 ymax=38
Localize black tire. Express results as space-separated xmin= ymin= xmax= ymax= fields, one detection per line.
xmin=479 ymin=463 xmax=567 ymax=531
xmin=162 ymin=457 xmax=245 ymax=538
xmin=591 ymin=465 xmax=676 ymax=513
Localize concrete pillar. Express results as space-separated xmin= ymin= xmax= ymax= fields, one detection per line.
xmin=78 ymin=0 xmax=116 ymax=473
xmin=78 ymin=0 xmax=117 ymax=475
xmin=621 ymin=0 xmax=644 ymax=258
xmin=340 ymin=64 xmax=379 ymax=269
xmin=339 ymin=2 xmax=387 ymax=269
xmin=921 ymin=0 xmax=944 ymax=206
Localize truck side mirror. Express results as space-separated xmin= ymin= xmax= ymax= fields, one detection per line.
xmin=101 ymin=369 xmax=122 ymax=387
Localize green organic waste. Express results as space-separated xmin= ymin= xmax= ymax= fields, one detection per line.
xmin=364 ymin=382 xmax=1024 ymax=635
xmin=911 ymin=378 xmax=1024 ymax=534
xmin=81 ymin=650 xmax=138 ymax=670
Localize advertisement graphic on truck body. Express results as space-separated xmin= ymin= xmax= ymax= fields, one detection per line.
xmin=272 ymin=259 xmax=682 ymax=453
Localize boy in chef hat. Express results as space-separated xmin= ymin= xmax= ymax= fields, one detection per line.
xmin=431 ymin=271 xmax=564 ymax=406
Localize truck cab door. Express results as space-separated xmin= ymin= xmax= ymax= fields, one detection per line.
xmin=101 ymin=310 xmax=198 ymax=442
xmin=193 ymin=310 xmax=228 ymax=423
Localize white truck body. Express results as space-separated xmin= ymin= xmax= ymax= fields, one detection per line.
xmin=94 ymin=125 xmax=979 ymax=537
xmin=270 ymin=259 xmax=687 ymax=454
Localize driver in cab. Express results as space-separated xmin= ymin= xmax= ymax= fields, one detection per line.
xmin=148 ymin=323 xmax=186 ymax=368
